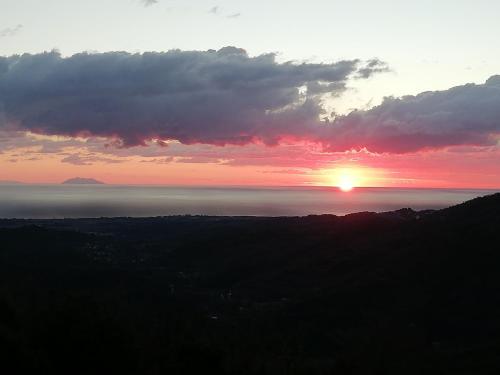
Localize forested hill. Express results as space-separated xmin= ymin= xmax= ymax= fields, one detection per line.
xmin=0 ymin=193 xmax=499 ymax=374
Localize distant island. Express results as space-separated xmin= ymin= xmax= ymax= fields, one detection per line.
xmin=62 ymin=177 xmax=104 ymax=185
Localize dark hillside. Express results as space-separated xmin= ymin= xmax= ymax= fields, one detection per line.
xmin=0 ymin=193 xmax=499 ymax=374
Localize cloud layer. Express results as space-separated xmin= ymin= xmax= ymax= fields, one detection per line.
xmin=0 ymin=48 xmax=384 ymax=147
xmin=325 ymin=76 xmax=500 ymax=153
xmin=1 ymin=48 xmax=499 ymax=154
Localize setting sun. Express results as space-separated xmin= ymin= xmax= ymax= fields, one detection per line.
xmin=317 ymin=166 xmax=390 ymax=190
xmin=321 ymin=167 xmax=370 ymax=190
xmin=339 ymin=175 xmax=354 ymax=192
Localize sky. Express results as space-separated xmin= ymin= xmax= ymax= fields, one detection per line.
xmin=1 ymin=0 xmax=499 ymax=187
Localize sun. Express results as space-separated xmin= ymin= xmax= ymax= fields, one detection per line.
xmin=320 ymin=166 xmax=381 ymax=191
xmin=338 ymin=175 xmax=354 ymax=192
xmin=334 ymin=168 xmax=359 ymax=192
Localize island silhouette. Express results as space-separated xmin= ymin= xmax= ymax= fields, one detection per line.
xmin=62 ymin=177 xmax=104 ymax=185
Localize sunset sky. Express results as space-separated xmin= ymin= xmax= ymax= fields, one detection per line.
xmin=1 ymin=0 xmax=500 ymax=187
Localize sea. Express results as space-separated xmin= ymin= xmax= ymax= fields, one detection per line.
xmin=0 ymin=184 xmax=496 ymax=219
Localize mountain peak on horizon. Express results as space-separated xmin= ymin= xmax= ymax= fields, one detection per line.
xmin=62 ymin=177 xmax=104 ymax=185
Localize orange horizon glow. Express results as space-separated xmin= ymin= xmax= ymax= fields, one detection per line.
xmin=1 ymin=134 xmax=500 ymax=189
xmin=2 ymin=156 xmax=500 ymax=190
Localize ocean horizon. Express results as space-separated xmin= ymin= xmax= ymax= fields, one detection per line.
xmin=0 ymin=184 xmax=496 ymax=219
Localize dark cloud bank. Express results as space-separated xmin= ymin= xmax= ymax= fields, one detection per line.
xmin=327 ymin=75 xmax=500 ymax=153
xmin=0 ymin=48 xmax=498 ymax=154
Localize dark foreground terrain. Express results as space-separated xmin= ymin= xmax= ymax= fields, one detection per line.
xmin=1 ymin=193 xmax=500 ymax=374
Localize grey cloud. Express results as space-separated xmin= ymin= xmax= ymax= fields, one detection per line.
xmin=61 ymin=154 xmax=125 ymax=166
xmin=322 ymin=75 xmax=500 ymax=153
xmin=209 ymin=6 xmax=241 ymax=18
xmin=0 ymin=130 xmax=91 ymax=155
xmin=140 ymin=157 xmax=174 ymax=164
xmin=1 ymin=49 xmax=498 ymax=154
xmin=0 ymin=48 xmax=384 ymax=147
xmin=176 ymin=156 xmax=224 ymax=164
xmin=60 ymin=155 xmax=92 ymax=165
xmin=0 ymin=24 xmax=23 ymax=37
xmin=355 ymin=58 xmax=390 ymax=79
xmin=141 ymin=0 xmax=158 ymax=7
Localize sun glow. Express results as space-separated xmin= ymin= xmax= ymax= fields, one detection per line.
xmin=319 ymin=166 xmax=385 ymax=191
xmin=332 ymin=168 xmax=360 ymax=192
xmin=338 ymin=175 xmax=354 ymax=192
